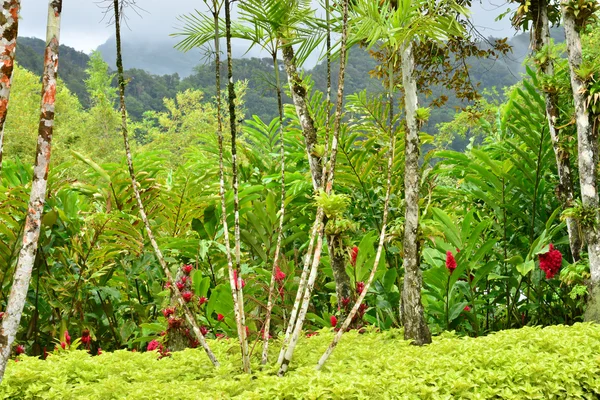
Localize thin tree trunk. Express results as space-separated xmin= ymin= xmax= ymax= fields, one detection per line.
xmin=532 ymin=0 xmax=582 ymax=261
xmin=328 ymin=234 xmax=352 ymax=310
xmin=0 ymin=0 xmax=61 ymax=382
xmin=278 ymin=0 xmax=350 ymax=375
xmin=400 ymin=42 xmax=431 ymax=345
xmin=261 ymin=52 xmax=286 ymax=365
xmin=561 ymin=4 xmax=600 ymax=322
xmin=0 ymin=0 xmax=20 ymax=172
xmin=224 ymin=0 xmax=250 ymax=373
xmin=112 ymin=0 xmax=218 ymax=366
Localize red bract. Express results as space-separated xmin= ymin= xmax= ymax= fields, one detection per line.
xmin=164 ymin=281 xmax=172 ymax=290
xmin=340 ymin=297 xmax=351 ymax=309
xmin=464 ymin=305 xmax=471 ymax=312
xmin=15 ymin=345 xmax=24 ymax=355
xmin=81 ymin=329 xmax=91 ymax=346
xmin=176 ymin=281 xmax=185 ymax=291
xmin=446 ymin=251 xmax=457 ymax=274
xmin=97 ymin=348 xmax=102 ymax=355
xmin=64 ymin=330 xmax=71 ymax=345
xmin=180 ymin=276 xmax=189 ymax=284
xmin=233 ymin=270 xmax=246 ymax=290
xmin=217 ymin=313 xmax=224 ymax=322
xmin=539 ymin=243 xmax=562 ymax=279
xmin=168 ymin=317 xmax=183 ymax=330
xmin=162 ymin=307 xmax=175 ymax=318
xmin=198 ymin=296 xmax=208 ymax=306
xmin=350 ymin=246 xmax=359 ymax=266
xmin=147 ymin=340 xmax=161 ymax=351
xmin=330 ymin=315 xmax=338 ymax=327
xmin=60 ymin=342 xmax=66 ymax=350
xmin=182 ymin=264 xmax=193 ymax=275
xmin=182 ymin=291 xmax=193 ymax=302
xmin=356 ymin=281 xmax=365 ymax=294
xmin=275 ymin=266 xmax=286 ymax=283
xmin=200 ymin=326 xmax=209 ymax=336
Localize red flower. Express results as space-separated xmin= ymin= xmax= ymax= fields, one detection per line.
xmin=446 ymin=251 xmax=457 ymax=273
xmin=217 ymin=313 xmax=224 ymax=322
xmin=350 ymin=246 xmax=359 ymax=266
xmin=182 ymin=291 xmax=193 ymax=302
xmin=15 ymin=345 xmax=24 ymax=355
xmin=464 ymin=305 xmax=471 ymax=312
xmin=182 ymin=264 xmax=193 ymax=275
xmin=330 ymin=315 xmax=338 ymax=327
xmin=306 ymin=331 xmax=319 ymax=338
xmin=216 ymin=333 xmax=226 ymax=339
xmin=539 ymin=243 xmax=562 ymax=279
xmin=198 ymin=296 xmax=208 ymax=306
xmin=278 ymin=286 xmax=285 ymax=299
xmin=180 ymin=276 xmax=189 ymax=284
xmin=340 ymin=297 xmax=351 ymax=309
xmin=81 ymin=329 xmax=91 ymax=346
xmin=176 ymin=281 xmax=185 ymax=291
xmin=168 ymin=317 xmax=183 ymax=330
xmin=200 ymin=326 xmax=209 ymax=336
xmin=97 ymin=348 xmax=102 ymax=355
xmin=147 ymin=340 xmax=161 ymax=351
xmin=64 ymin=330 xmax=71 ymax=345
xmin=233 ymin=270 xmax=246 ymax=290
xmin=162 ymin=307 xmax=175 ymax=318
xmin=275 ymin=266 xmax=286 ymax=283
xmin=356 ymin=281 xmax=365 ymax=295
xmin=60 ymin=342 xmax=66 ymax=350
xmin=164 ymin=281 xmax=172 ymax=290
xmin=245 ymin=326 xmax=250 ymax=336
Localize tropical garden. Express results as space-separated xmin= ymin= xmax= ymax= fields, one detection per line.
xmin=0 ymin=0 xmax=600 ymax=398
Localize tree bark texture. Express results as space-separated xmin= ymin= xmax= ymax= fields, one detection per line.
xmin=531 ymin=0 xmax=582 ymax=261
xmin=400 ymin=42 xmax=432 ymax=345
xmin=112 ymin=0 xmax=219 ymax=366
xmin=0 ymin=0 xmax=61 ymax=382
xmin=327 ymin=233 xmax=353 ymax=310
xmin=560 ymin=3 xmax=600 ymax=322
xmin=0 ymin=0 xmax=20 ymax=172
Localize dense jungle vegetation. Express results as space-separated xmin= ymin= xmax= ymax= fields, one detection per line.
xmin=1 ymin=0 xmax=600 ymax=397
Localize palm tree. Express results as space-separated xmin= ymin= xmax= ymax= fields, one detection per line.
xmin=0 ymin=0 xmax=61 ymax=382
xmin=0 ymin=0 xmax=20 ymax=172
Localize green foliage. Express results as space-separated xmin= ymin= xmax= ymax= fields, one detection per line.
xmin=3 ymin=324 xmax=600 ymax=399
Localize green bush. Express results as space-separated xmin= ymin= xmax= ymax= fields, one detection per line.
xmin=3 ymin=323 xmax=600 ymax=399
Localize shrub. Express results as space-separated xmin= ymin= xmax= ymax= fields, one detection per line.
xmin=2 ymin=323 xmax=600 ymax=399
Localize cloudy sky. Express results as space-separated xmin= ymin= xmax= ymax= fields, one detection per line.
xmin=20 ymin=0 xmax=515 ymax=54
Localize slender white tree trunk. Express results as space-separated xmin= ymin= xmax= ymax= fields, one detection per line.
xmin=532 ymin=0 xmax=582 ymax=261
xmin=560 ymin=2 xmax=600 ymax=321
xmin=112 ymin=0 xmax=219 ymax=366
xmin=0 ymin=0 xmax=61 ymax=382
xmin=400 ymin=42 xmax=431 ymax=345
xmin=0 ymin=0 xmax=19 ymax=172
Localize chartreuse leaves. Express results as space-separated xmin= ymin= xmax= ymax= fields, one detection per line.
xmin=3 ymin=324 xmax=600 ymax=399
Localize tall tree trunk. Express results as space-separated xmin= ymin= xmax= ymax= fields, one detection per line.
xmin=261 ymin=52 xmax=286 ymax=365
xmin=0 ymin=0 xmax=20 ymax=172
xmin=400 ymin=42 xmax=431 ymax=345
xmin=112 ymin=0 xmax=218 ymax=366
xmin=278 ymin=0 xmax=350 ymax=375
xmin=224 ymin=0 xmax=251 ymax=373
xmin=561 ymin=4 xmax=600 ymax=322
xmin=532 ymin=0 xmax=582 ymax=261
xmin=0 ymin=0 xmax=61 ymax=382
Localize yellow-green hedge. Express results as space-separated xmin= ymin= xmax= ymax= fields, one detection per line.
xmin=3 ymin=323 xmax=600 ymax=399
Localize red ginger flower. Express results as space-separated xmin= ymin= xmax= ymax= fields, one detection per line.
xmin=356 ymin=281 xmax=365 ymax=294
xmin=275 ymin=266 xmax=286 ymax=283
xmin=164 ymin=281 xmax=172 ymax=290
xmin=198 ymin=296 xmax=208 ymax=306
xmin=180 ymin=276 xmax=189 ymax=284
xmin=182 ymin=264 xmax=193 ymax=275
xmin=217 ymin=313 xmax=224 ymax=322
xmin=446 ymin=251 xmax=457 ymax=274
xmin=64 ymin=330 xmax=71 ymax=345
xmin=60 ymin=342 xmax=66 ymax=350
xmin=97 ymin=348 xmax=102 ymax=355
xmin=182 ymin=291 xmax=193 ymax=302
xmin=233 ymin=270 xmax=246 ymax=290
xmin=15 ymin=345 xmax=24 ymax=355
xmin=81 ymin=329 xmax=91 ymax=346
xmin=200 ymin=326 xmax=209 ymax=336
xmin=539 ymin=243 xmax=562 ymax=279
xmin=464 ymin=305 xmax=471 ymax=312
xmin=350 ymin=246 xmax=359 ymax=266
xmin=147 ymin=340 xmax=161 ymax=351
xmin=176 ymin=281 xmax=185 ymax=291
xmin=162 ymin=307 xmax=175 ymax=318
xmin=330 ymin=315 xmax=338 ymax=327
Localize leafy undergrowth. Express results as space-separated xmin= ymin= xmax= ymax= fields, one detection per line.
xmin=3 ymin=324 xmax=600 ymax=399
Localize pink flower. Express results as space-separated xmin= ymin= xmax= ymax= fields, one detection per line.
xmin=200 ymin=326 xmax=209 ymax=336
xmin=464 ymin=305 xmax=471 ymax=312
xmin=233 ymin=270 xmax=246 ymax=290
xmin=182 ymin=291 xmax=193 ymax=302
xmin=217 ymin=313 xmax=224 ymax=322
xmin=147 ymin=340 xmax=161 ymax=351
xmin=182 ymin=264 xmax=193 ymax=275
xmin=446 ymin=251 xmax=457 ymax=273
xmin=60 ymin=342 xmax=66 ymax=350
xmin=539 ymin=244 xmax=562 ymax=279
xmin=176 ymin=281 xmax=185 ymax=291
xmin=162 ymin=307 xmax=175 ymax=318
xmin=15 ymin=345 xmax=24 ymax=355
xmin=350 ymin=246 xmax=359 ymax=266
xmin=198 ymin=296 xmax=208 ymax=306
xmin=356 ymin=281 xmax=365 ymax=294
xmin=275 ymin=266 xmax=286 ymax=283
xmin=330 ymin=315 xmax=338 ymax=327
xmin=64 ymin=330 xmax=71 ymax=345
